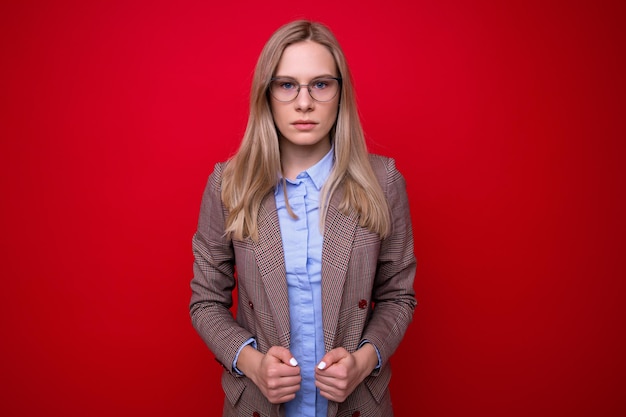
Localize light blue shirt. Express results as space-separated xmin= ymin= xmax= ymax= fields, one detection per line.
xmin=274 ymin=148 xmax=334 ymax=417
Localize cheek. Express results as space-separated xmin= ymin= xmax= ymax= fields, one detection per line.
xmin=270 ymin=106 xmax=286 ymax=127
xmin=325 ymin=104 xmax=339 ymax=126
xmin=271 ymin=109 xmax=292 ymax=138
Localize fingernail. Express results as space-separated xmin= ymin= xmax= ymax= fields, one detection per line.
xmin=317 ymin=361 xmax=326 ymax=370
xmin=289 ymin=357 xmax=298 ymax=366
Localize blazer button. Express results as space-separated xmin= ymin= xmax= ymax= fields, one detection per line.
xmin=351 ymin=411 xmax=361 ymax=417
xmin=358 ymin=299 xmax=367 ymax=309
xmin=248 ymin=301 xmax=254 ymax=310
xmin=252 ymin=412 xmax=260 ymax=417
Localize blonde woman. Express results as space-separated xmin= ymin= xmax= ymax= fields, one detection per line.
xmin=190 ymin=20 xmax=417 ymax=417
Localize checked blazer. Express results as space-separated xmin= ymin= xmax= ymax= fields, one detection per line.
xmin=190 ymin=154 xmax=417 ymax=417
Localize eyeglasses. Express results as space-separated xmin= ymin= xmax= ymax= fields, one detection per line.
xmin=269 ymin=77 xmax=342 ymax=102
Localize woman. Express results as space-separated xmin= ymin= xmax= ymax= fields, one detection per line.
xmin=190 ymin=20 xmax=416 ymax=417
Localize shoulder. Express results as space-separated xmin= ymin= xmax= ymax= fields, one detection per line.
xmin=368 ymin=153 xmax=394 ymax=172
xmin=367 ymin=154 xmax=404 ymax=192
xmin=211 ymin=160 xmax=229 ymax=177
xmin=207 ymin=160 xmax=230 ymax=189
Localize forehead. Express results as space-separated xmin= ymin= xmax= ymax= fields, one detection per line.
xmin=274 ymin=41 xmax=337 ymax=79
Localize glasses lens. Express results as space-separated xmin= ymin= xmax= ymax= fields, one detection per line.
xmin=270 ymin=78 xmax=299 ymax=102
xmin=309 ymin=78 xmax=339 ymax=102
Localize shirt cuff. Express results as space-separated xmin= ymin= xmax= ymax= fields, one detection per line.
xmin=359 ymin=340 xmax=382 ymax=370
xmin=232 ymin=338 xmax=257 ymax=375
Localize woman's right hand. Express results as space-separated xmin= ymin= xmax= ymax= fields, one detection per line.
xmin=237 ymin=345 xmax=301 ymax=404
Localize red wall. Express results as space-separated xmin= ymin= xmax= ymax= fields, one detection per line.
xmin=1 ymin=1 xmax=624 ymax=416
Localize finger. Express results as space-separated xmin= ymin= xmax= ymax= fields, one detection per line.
xmin=266 ymin=376 xmax=302 ymax=403
xmin=267 ymin=346 xmax=299 ymax=367
xmin=316 ymin=383 xmax=344 ymax=403
xmin=315 ymin=367 xmax=348 ymax=387
xmin=270 ymin=374 xmax=302 ymax=391
xmin=317 ymin=347 xmax=349 ymax=370
xmin=274 ymin=363 xmax=302 ymax=378
xmin=316 ymin=377 xmax=352 ymax=403
xmin=269 ymin=387 xmax=299 ymax=404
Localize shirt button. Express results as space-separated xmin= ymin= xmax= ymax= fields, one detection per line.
xmin=358 ymin=299 xmax=367 ymax=309
xmin=248 ymin=301 xmax=254 ymax=310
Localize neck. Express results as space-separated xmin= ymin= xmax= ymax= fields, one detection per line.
xmin=279 ymin=137 xmax=331 ymax=180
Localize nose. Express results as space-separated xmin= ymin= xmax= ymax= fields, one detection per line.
xmin=294 ymin=85 xmax=314 ymax=111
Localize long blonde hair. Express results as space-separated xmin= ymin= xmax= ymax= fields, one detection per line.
xmin=222 ymin=20 xmax=390 ymax=241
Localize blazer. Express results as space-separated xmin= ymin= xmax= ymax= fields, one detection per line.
xmin=190 ymin=154 xmax=417 ymax=417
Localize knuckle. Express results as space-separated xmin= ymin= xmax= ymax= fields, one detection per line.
xmin=266 ymin=367 xmax=278 ymax=378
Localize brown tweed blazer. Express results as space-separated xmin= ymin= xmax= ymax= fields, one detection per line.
xmin=190 ymin=154 xmax=417 ymax=417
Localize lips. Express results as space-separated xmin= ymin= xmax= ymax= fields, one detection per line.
xmin=292 ymin=120 xmax=318 ymax=131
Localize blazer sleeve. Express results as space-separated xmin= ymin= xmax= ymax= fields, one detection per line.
xmin=189 ymin=162 xmax=254 ymax=374
xmin=361 ymin=155 xmax=417 ymax=367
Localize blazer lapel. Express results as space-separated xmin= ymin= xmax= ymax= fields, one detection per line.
xmin=253 ymin=192 xmax=291 ymax=349
xmin=321 ymin=188 xmax=359 ymax=353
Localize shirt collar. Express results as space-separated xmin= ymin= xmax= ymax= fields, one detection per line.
xmin=275 ymin=146 xmax=335 ymax=195
xmin=305 ymin=145 xmax=334 ymax=190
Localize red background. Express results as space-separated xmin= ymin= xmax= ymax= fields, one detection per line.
xmin=1 ymin=0 xmax=624 ymax=416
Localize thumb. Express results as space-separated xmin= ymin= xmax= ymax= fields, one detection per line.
xmin=267 ymin=346 xmax=299 ymax=367
xmin=317 ymin=347 xmax=349 ymax=370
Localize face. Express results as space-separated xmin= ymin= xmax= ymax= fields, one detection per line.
xmin=270 ymin=41 xmax=340 ymax=157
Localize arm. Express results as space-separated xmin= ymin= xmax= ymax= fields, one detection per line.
xmin=361 ymin=156 xmax=417 ymax=369
xmin=189 ymin=163 xmax=255 ymax=373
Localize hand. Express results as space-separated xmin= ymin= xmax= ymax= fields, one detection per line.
xmin=238 ymin=345 xmax=301 ymax=404
xmin=314 ymin=345 xmax=378 ymax=403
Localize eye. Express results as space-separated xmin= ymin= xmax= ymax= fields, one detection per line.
xmin=278 ymin=80 xmax=297 ymax=90
xmin=311 ymin=79 xmax=330 ymax=90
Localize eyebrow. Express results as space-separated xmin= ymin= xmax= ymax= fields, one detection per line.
xmin=272 ymin=74 xmax=338 ymax=80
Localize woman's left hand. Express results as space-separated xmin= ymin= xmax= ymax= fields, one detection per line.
xmin=314 ymin=345 xmax=378 ymax=403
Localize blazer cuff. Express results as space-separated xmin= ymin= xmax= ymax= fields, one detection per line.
xmin=232 ymin=338 xmax=257 ymax=376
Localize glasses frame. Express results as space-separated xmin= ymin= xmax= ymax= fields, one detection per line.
xmin=269 ymin=77 xmax=343 ymax=103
